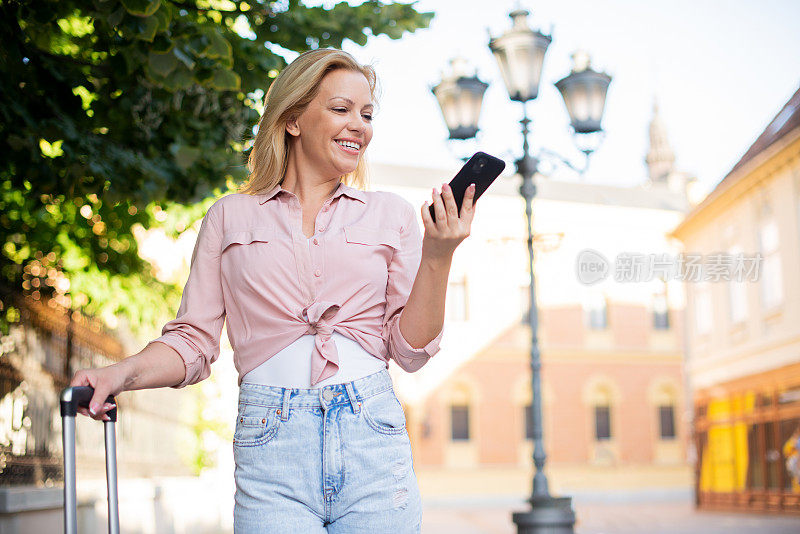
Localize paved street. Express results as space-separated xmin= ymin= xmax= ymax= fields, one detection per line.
xmin=421 ymin=491 xmax=800 ymax=534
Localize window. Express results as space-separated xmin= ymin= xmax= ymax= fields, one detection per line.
xmin=450 ymin=405 xmax=470 ymax=441
xmin=758 ymin=214 xmax=783 ymax=311
xmin=727 ymin=244 xmax=747 ymax=324
xmin=584 ymin=292 xmax=607 ymax=330
xmin=659 ymin=405 xmax=676 ymax=439
xmin=653 ymin=290 xmax=670 ymax=330
xmin=693 ymin=280 xmax=711 ymax=337
xmin=796 ymin=182 xmax=800 ymax=250
xmin=594 ymin=405 xmax=611 ymax=441
xmin=446 ymin=275 xmax=468 ymax=321
xmin=524 ymin=404 xmax=534 ymax=440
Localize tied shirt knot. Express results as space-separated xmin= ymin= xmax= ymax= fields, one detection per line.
xmin=303 ymin=301 xmax=341 ymax=385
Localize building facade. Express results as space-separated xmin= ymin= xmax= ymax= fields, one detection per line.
xmin=671 ymin=85 xmax=800 ymax=514
xmin=372 ymin=104 xmax=697 ymax=496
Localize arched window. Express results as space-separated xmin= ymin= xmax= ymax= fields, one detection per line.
xmin=727 ymin=243 xmax=748 ymax=325
xmin=584 ymin=380 xmax=618 ymax=442
xmin=652 ymin=284 xmax=670 ymax=330
xmin=583 ymin=378 xmax=622 ymax=464
xmin=594 ymin=396 xmax=612 ymax=441
xmin=758 ymin=202 xmax=783 ymax=311
xmin=448 ymin=383 xmax=473 ymax=442
xmin=583 ymin=291 xmax=608 ymax=330
xmin=649 ymin=380 xmax=680 ymax=441
xmin=693 ymin=280 xmax=712 ymax=337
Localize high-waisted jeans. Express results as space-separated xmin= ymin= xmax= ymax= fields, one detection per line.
xmin=232 ymin=368 xmax=422 ymax=533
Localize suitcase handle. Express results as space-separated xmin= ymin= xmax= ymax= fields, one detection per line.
xmin=60 ymin=386 xmax=120 ymax=534
xmin=60 ymin=386 xmax=117 ymax=421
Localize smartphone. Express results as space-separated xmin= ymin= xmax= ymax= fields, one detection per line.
xmin=429 ymin=151 xmax=506 ymax=222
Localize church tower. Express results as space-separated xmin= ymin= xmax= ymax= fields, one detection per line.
xmin=645 ymin=99 xmax=676 ymax=184
xmin=645 ymin=98 xmax=696 ymax=201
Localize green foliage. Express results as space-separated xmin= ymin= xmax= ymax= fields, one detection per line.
xmin=0 ymin=0 xmax=433 ymax=338
xmin=178 ymin=384 xmax=230 ymax=475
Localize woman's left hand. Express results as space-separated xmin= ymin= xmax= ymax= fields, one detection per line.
xmin=420 ymin=182 xmax=476 ymax=262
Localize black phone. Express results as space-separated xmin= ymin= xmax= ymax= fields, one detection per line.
xmin=429 ymin=151 xmax=506 ymax=222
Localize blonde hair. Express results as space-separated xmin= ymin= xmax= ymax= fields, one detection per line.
xmin=238 ymin=49 xmax=377 ymax=196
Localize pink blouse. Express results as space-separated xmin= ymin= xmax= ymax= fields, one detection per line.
xmin=146 ymin=181 xmax=444 ymax=388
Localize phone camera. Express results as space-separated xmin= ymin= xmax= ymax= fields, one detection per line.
xmin=474 ymin=157 xmax=487 ymax=172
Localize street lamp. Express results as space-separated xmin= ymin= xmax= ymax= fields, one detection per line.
xmin=488 ymin=9 xmax=551 ymax=102
xmin=555 ymin=50 xmax=612 ymax=135
xmin=431 ymin=57 xmax=489 ymax=140
xmin=434 ymin=9 xmax=611 ymax=534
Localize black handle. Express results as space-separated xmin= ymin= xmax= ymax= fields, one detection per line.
xmin=60 ymin=386 xmax=117 ymax=422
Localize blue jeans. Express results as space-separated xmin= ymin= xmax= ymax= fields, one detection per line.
xmin=232 ymin=368 xmax=422 ymax=533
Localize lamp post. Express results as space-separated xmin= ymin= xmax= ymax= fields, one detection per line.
xmin=433 ymin=9 xmax=611 ymax=534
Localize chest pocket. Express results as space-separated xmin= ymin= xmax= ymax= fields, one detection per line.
xmin=221 ymin=226 xmax=274 ymax=252
xmin=343 ymin=225 xmax=401 ymax=280
xmin=343 ymin=225 xmax=401 ymax=249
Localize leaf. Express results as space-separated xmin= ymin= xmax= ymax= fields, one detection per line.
xmin=193 ymin=67 xmax=214 ymax=83
xmin=92 ymin=0 xmax=116 ymax=13
xmin=148 ymin=50 xmax=178 ymax=76
xmin=153 ymin=2 xmax=172 ymax=32
xmin=108 ymin=6 xmax=126 ymax=27
xmin=204 ymin=28 xmax=232 ymax=61
xmin=117 ymin=48 xmax=139 ymax=75
xmin=133 ymin=15 xmax=159 ymax=41
xmin=186 ymin=32 xmax=211 ymax=57
xmin=164 ymin=66 xmax=194 ymax=90
xmin=209 ymin=69 xmax=240 ymax=91
xmin=150 ymin=34 xmax=173 ymax=53
xmin=121 ymin=0 xmax=161 ymax=17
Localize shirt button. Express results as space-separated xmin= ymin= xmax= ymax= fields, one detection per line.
xmin=314 ymin=269 xmax=321 ymax=277
xmin=312 ymin=238 xmax=319 ymax=245
xmin=318 ymin=226 xmax=325 ymax=232
xmin=322 ymin=205 xmax=329 ymax=212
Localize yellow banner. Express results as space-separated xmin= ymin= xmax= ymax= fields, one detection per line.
xmin=699 ymin=393 xmax=754 ymax=492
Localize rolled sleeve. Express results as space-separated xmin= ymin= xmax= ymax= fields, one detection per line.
xmin=382 ymin=200 xmax=443 ymax=372
xmin=386 ymin=314 xmax=443 ymax=371
xmin=145 ymin=204 xmax=226 ymax=388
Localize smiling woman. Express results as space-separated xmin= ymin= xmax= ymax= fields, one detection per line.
xmin=239 ymin=49 xmax=378 ymax=197
xmin=70 ymin=48 xmax=478 ymax=534
xmin=283 ymin=69 xmax=375 ymax=186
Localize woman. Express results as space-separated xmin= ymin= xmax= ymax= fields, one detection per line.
xmin=70 ymin=48 xmax=476 ymax=532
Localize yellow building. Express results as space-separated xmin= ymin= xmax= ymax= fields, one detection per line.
xmin=671 ymin=85 xmax=800 ymax=514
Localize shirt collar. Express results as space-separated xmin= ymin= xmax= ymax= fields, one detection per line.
xmin=257 ymin=181 xmax=367 ymax=205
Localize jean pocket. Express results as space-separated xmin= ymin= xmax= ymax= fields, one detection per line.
xmin=362 ymin=388 xmax=407 ymax=435
xmin=233 ymin=403 xmax=281 ymax=447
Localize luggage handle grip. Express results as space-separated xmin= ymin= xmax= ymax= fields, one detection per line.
xmin=60 ymin=386 xmax=117 ymax=422
xmin=60 ymin=386 xmax=120 ymax=534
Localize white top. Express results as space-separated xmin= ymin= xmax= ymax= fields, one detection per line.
xmin=240 ymin=236 xmax=386 ymax=388
xmin=240 ymin=331 xmax=387 ymax=388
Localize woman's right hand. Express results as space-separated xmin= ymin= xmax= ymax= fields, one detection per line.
xmin=69 ymin=363 xmax=129 ymax=422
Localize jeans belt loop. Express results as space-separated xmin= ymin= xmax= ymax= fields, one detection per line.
xmin=344 ymin=382 xmax=360 ymax=414
xmin=280 ymin=389 xmax=291 ymax=421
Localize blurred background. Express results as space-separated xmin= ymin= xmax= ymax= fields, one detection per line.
xmin=2 ymin=0 xmax=800 ymax=532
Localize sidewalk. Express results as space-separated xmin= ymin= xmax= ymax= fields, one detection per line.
xmin=421 ymin=490 xmax=800 ymax=534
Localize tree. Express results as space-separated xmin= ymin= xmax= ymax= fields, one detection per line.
xmin=0 ymin=0 xmax=433 ymax=338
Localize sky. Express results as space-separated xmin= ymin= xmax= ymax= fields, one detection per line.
xmin=298 ymin=0 xmax=800 ymax=194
